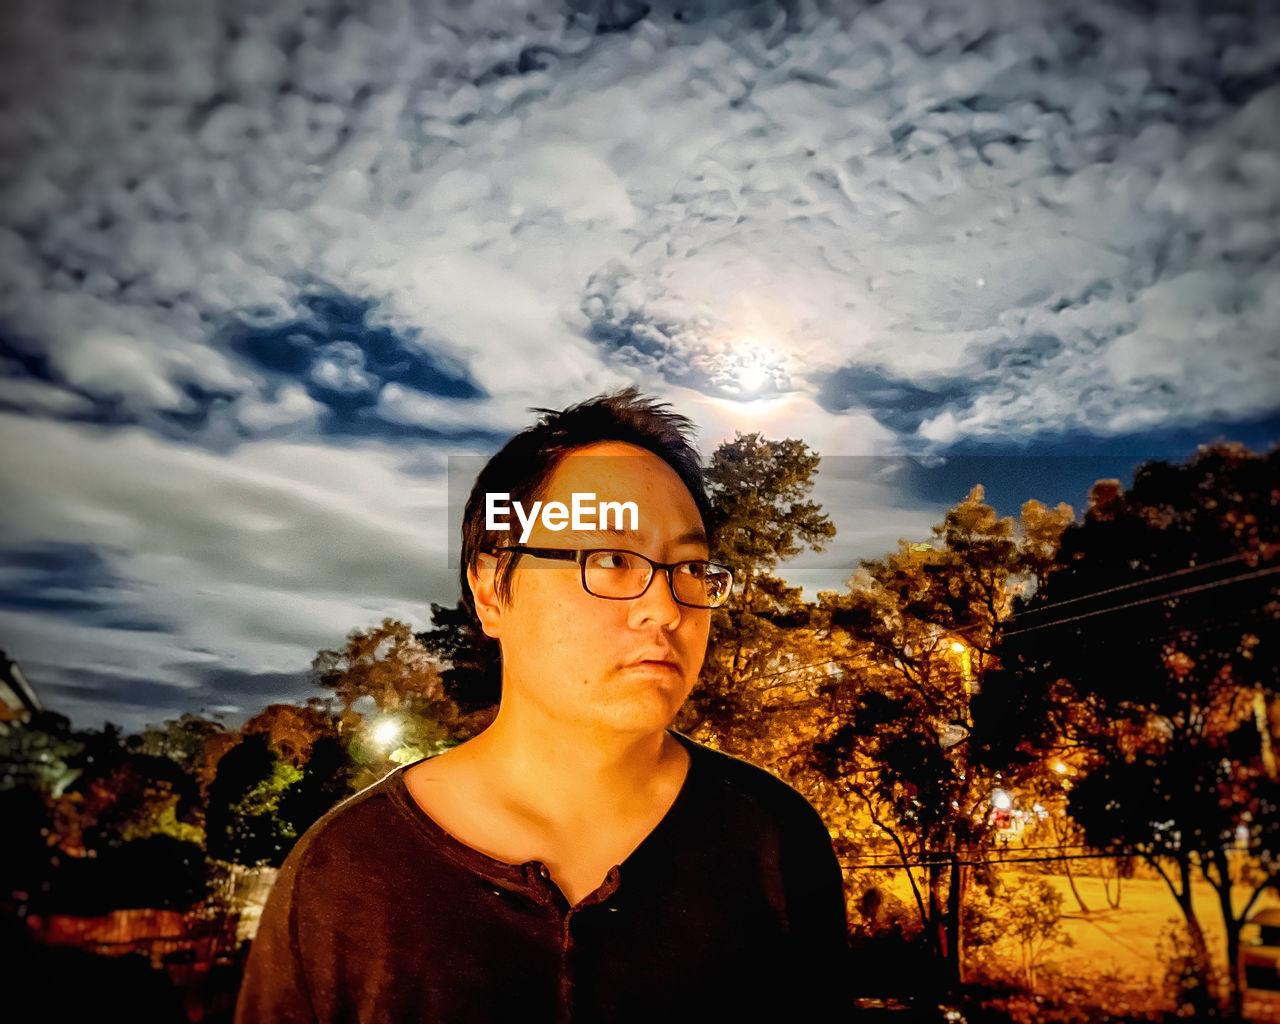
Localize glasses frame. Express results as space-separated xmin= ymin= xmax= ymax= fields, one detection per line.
xmin=493 ymin=545 xmax=734 ymax=609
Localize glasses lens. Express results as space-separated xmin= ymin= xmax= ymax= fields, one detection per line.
xmin=583 ymin=549 xmax=652 ymax=599
xmin=582 ymin=551 xmax=733 ymax=607
xmin=673 ymin=561 xmax=733 ymax=608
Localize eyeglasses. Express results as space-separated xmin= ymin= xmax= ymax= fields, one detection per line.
xmin=494 ymin=546 xmax=734 ymax=609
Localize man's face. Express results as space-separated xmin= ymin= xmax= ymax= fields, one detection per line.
xmin=472 ymin=441 xmax=712 ymax=736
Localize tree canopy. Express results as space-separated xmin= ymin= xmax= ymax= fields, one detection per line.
xmin=685 ymin=432 xmax=836 ymax=750
xmin=990 ymin=443 xmax=1280 ymax=1015
xmin=811 ymin=487 xmax=1073 ymax=986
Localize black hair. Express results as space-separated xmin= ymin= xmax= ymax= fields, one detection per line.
xmin=459 ymin=387 xmax=712 ymax=619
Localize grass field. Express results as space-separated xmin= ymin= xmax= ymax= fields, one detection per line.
xmin=872 ymin=865 xmax=1280 ymax=1019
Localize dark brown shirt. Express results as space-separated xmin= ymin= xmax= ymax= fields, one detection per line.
xmin=235 ymin=731 xmax=850 ymax=1023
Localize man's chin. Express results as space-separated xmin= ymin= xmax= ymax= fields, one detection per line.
xmin=595 ymin=692 xmax=689 ymax=735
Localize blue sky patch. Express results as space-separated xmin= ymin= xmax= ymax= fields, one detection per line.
xmin=227 ymin=292 xmax=485 ymax=434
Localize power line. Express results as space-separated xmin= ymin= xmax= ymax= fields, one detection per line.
xmin=1002 ymin=565 xmax=1280 ymax=637
xmin=849 ymin=843 xmax=1102 ymax=859
xmin=845 ymin=850 xmax=1154 ymax=870
xmin=723 ymin=627 xmax=1254 ymax=701
xmin=1018 ymin=609 xmax=1279 ymax=652
xmin=1011 ymin=554 xmax=1247 ymax=617
xmin=735 ymin=600 xmax=1277 ymax=690
xmin=719 ymin=563 xmax=1278 ymax=689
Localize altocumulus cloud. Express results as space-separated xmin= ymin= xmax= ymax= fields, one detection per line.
xmin=2 ymin=0 xmax=1276 ymax=444
xmin=0 ymin=0 xmax=1277 ymax=727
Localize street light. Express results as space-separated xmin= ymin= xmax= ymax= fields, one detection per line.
xmin=938 ymin=636 xmax=975 ymax=700
xmin=370 ymin=717 xmax=402 ymax=751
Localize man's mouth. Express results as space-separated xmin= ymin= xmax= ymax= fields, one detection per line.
xmin=626 ymin=655 xmax=681 ymax=671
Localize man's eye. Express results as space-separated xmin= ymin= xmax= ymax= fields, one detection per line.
xmin=591 ymin=551 xmax=634 ymax=571
xmin=677 ymin=561 xmax=710 ymax=579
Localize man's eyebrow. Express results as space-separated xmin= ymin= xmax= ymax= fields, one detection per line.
xmin=563 ymin=526 xmax=709 ymax=547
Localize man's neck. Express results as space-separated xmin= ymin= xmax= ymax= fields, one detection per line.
xmin=458 ymin=704 xmax=685 ymax=829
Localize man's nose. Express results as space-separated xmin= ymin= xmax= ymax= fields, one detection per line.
xmin=628 ymin=567 xmax=683 ymax=630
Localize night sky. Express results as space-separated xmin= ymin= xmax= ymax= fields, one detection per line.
xmin=1 ymin=0 xmax=1277 ymax=731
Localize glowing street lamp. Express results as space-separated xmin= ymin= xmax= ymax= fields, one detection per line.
xmin=939 ymin=636 xmax=974 ymax=698
xmin=370 ymin=717 xmax=402 ymax=751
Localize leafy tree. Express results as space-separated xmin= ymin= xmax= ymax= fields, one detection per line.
xmin=417 ymin=601 xmax=502 ymax=715
xmin=205 ymin=733 xmax=300 ymax=867
xmin=242 ymin=702 xmax=339 ymax=768
xmin=194 ymin=727 xmax=243 ymax=798
xmin=993 ymin=443 xmax=1280 ymax=1017
xmin=1031 ymin=766 xmax=1093 ymax=914
xmin=277 ymin=734 xmax=355 ymax=838
xmin=0 ymin=711 xmax=84 ymax=796
xmin=311 ymin=618 xmax=448 ymax=725
xmin=684 ymin=433 xmax=836 ymax=756
xmin=130 ymin=712 xmax=226 ymax=772
xmin=5 ymin=721 xmax=211 ymax=914
xmin=313 ymin=616 xmax=492 ymax=789
xmin=813 ymin=488 xmax=1073 ymax=989
xmin=37 ymin=723 xmax=204 ymax=856
xmin=73 ymin=754 xmax=203 ymax=846
xmin=965 ymin=875 xmax=1073 ymax=992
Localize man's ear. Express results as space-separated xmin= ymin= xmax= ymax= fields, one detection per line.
xmin=468 ymin=553 xmax=505 ymax=640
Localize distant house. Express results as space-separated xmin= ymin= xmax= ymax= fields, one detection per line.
xmin=0 ymin=650 xmax=44 ymax=728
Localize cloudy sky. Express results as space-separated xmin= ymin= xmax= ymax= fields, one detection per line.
xmin=1 ymin=0 xmax=1277 ymax=732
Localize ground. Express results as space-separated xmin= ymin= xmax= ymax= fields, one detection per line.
xmin=877 ymin=866 xmax=1280 ymax=1019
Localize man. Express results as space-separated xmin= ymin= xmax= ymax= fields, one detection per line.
xmin=236 ymin=389 xmax=849 ymax=1023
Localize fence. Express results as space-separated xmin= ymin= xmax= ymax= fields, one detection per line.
xmin=19 ymin=863 xmax=279 ymax=1023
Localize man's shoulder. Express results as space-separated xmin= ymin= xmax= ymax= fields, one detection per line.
xmin=672 ymin=732 xmax=827 ymax=833
xmin=281 ymin=769 xmax=412 ymax=876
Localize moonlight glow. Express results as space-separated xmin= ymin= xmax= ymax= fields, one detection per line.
xmin=716 ymin=342 xmax=786 ymax=398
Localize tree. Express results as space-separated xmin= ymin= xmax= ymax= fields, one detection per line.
xmin=68 ymin=752 xmax=203 ymax=847
xmin=965 ymin=875 xmax=1073 ymax=992
xmin=8 ymin=722 xmax=210 ymax=915
xmin=313 ymin=617 xmax=491 ymax=791
xmin=813 ymin=488 xmax=1073 ymax=990
xmin=0 ymin=711 xmax=84 ymax=797
xmin=131 ymin=712 xmax=226 ymax=772
xmin=204 ymin=733 xmax=301 ymax=867
xmin=194 ymin=727 xmax=242 ymax=798
xmin=684 ymin=433 xmax=836 ymax=758
xmin=243 ymin=702 xmax=339 ymax=768
xmin=417 ymin=601 xmax=502 ymax=715
xmin=277 ymin=734 xmax=355 ymax=839
xmin=995 ymin=443 xmax=1280 ymax=1017
xmin=38 ymin=723 xmax=204 ymax=857
xmin=312 ymin=618 xmax=446 ymax=721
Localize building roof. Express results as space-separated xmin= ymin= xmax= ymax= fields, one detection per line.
xmin=0 ymin=651 xmax=44 ymax=719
